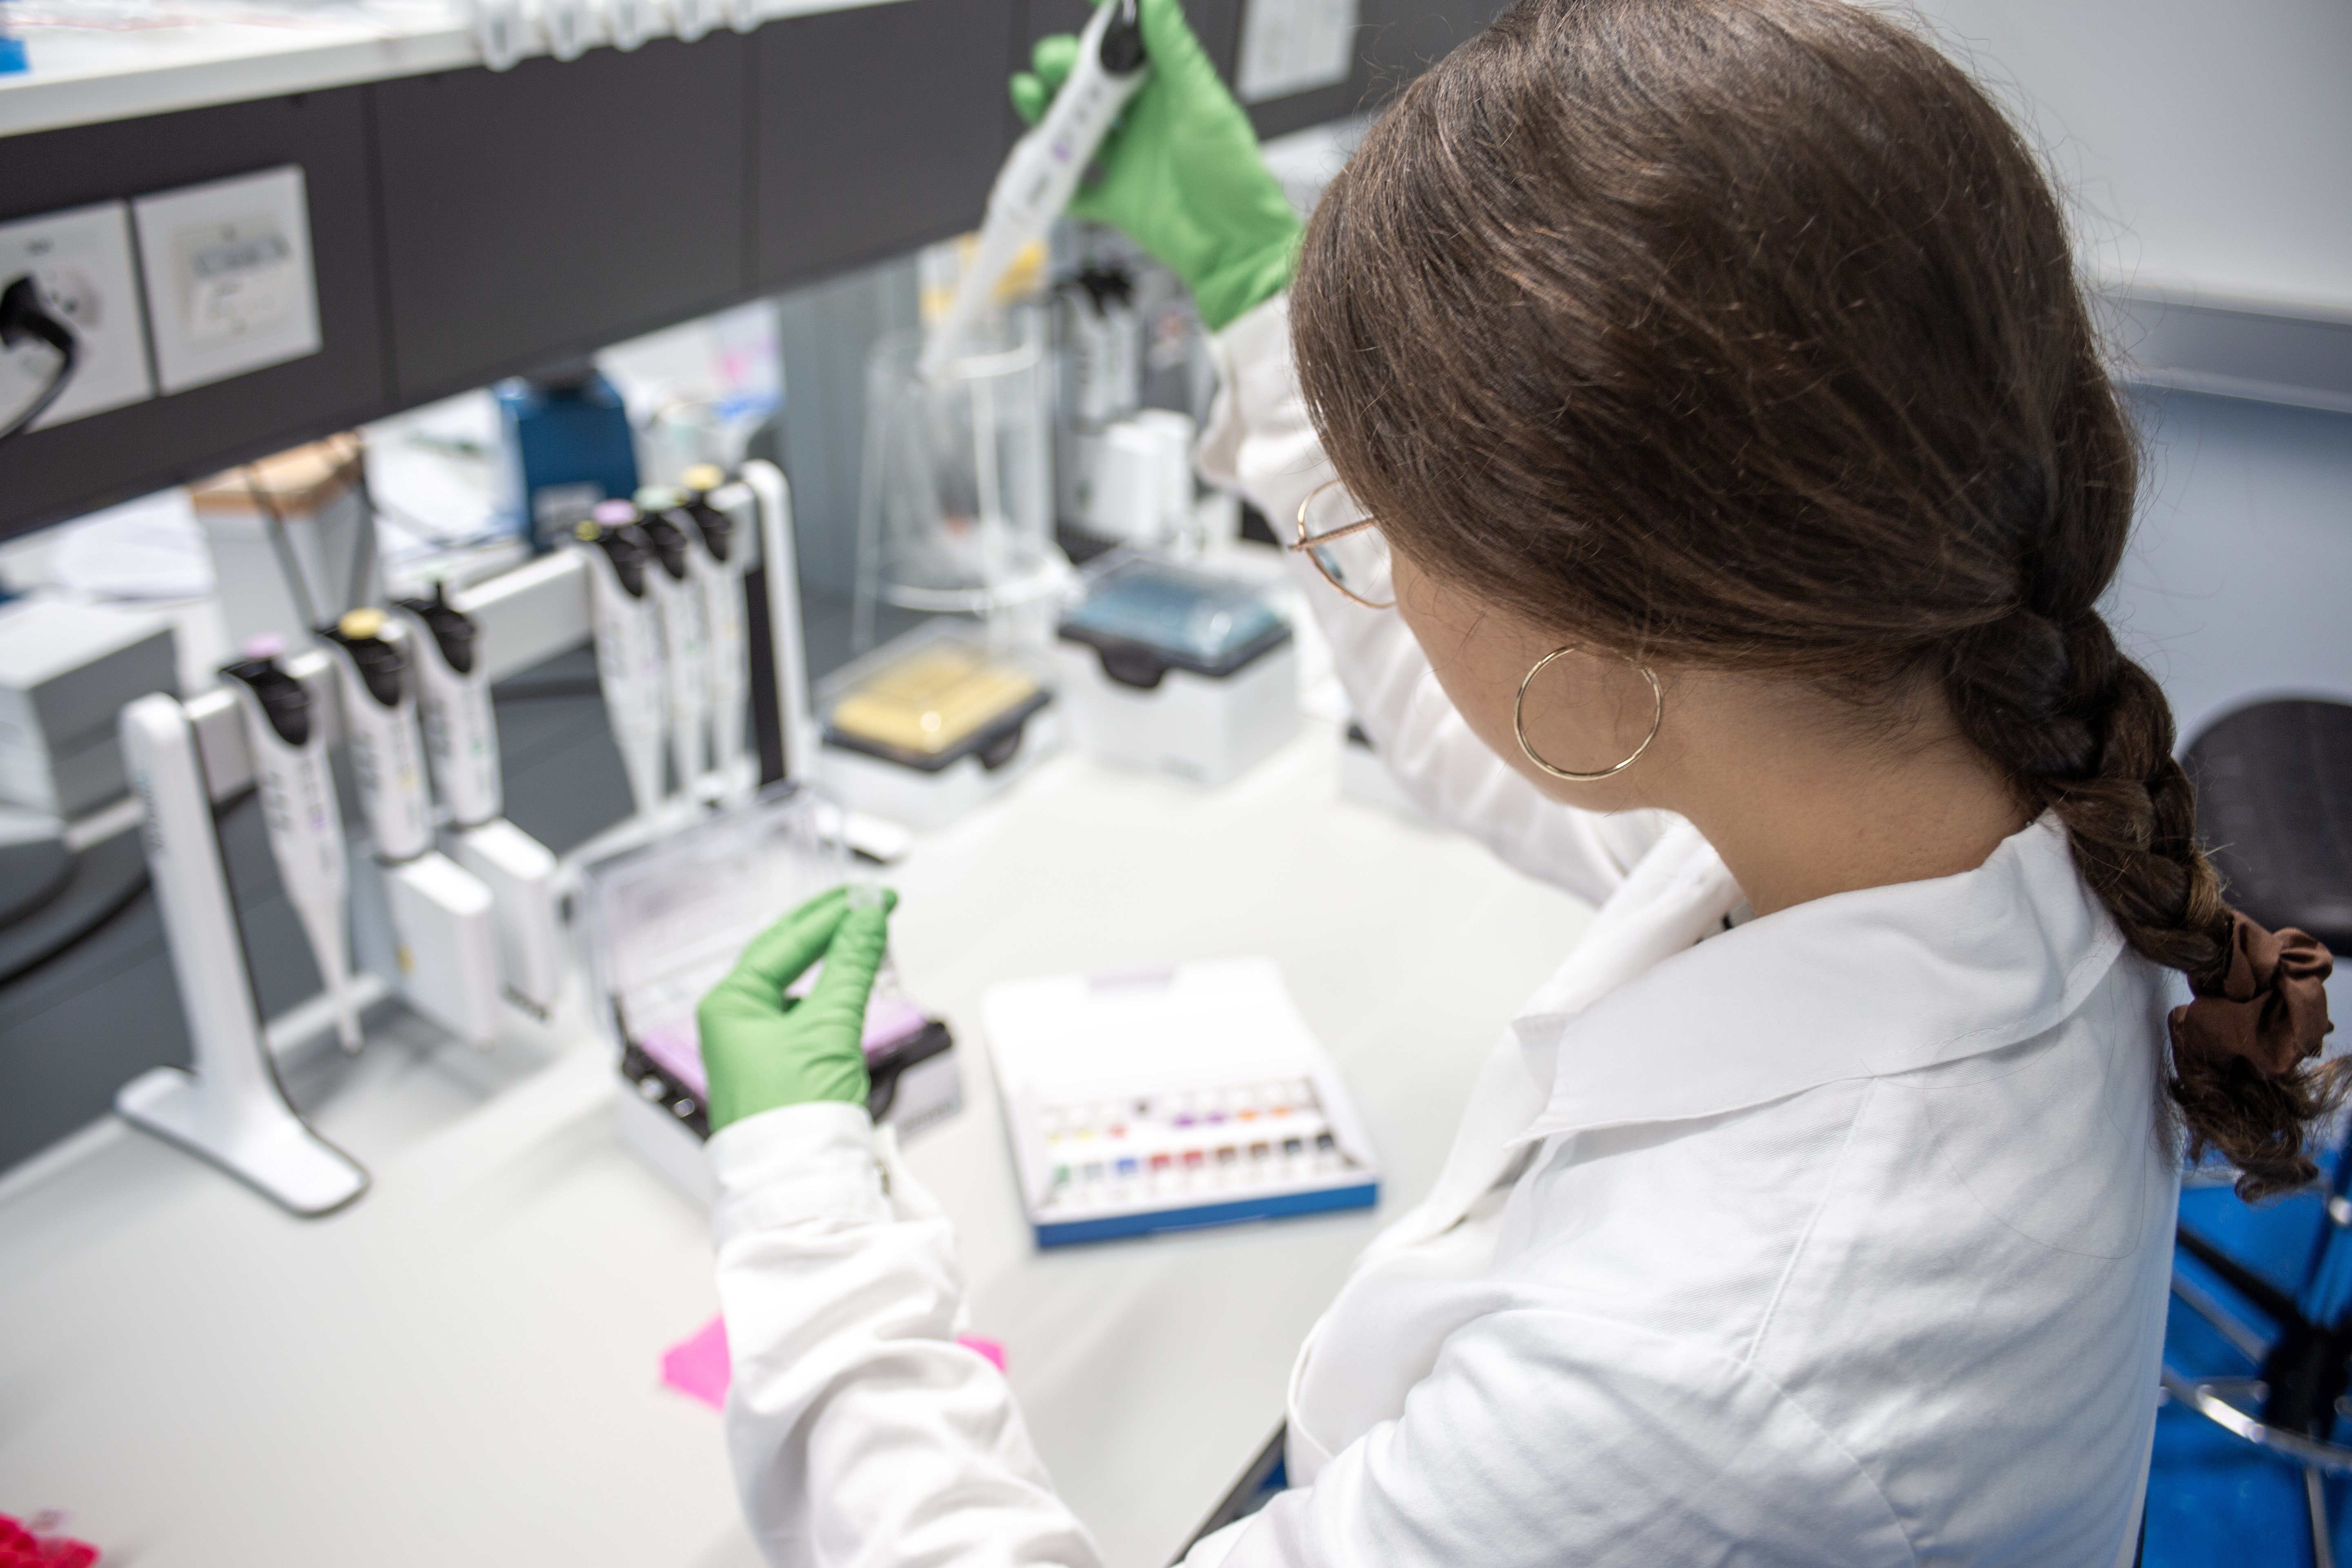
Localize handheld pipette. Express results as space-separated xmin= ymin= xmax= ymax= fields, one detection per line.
xmin=222 ymin=638 xmax=360 ymax=1053
xmin=576 ymin=503 xmax=668 ymax=817
xmin=317 ymin=608 xmax=432 ymax=864
xmin=680 ymin=464 xmax=749 ymax=786
xmin=400 ymin=570 xmax=564 ymax=1022
xmin=395 ymin=581 xmax=500 ymax=830
xmin=636 ymin=487 xmax=710 ymax=800
xmin=920 ymin=0 xmax=1147 ymax=379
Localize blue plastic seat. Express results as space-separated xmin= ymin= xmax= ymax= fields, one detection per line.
xmin=2146 ymin=699 xmax=2352 ymax=1567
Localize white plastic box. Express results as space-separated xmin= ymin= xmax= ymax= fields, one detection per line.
xmin=1054 ymin=553 xmax=1300 ymax=788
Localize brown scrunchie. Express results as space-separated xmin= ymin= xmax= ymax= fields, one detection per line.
xmin=2169 ymin=911 xmax=2336 ymax=1078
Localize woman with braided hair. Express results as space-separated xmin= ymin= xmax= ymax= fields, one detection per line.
xmin=695 ymin=0 xmax=2339 ymax=1561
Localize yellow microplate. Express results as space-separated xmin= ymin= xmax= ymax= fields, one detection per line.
xmin=829 ymin=644 xmax=1040 ymax=757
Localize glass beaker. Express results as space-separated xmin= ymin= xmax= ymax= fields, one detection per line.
xmin=854 ymin=305 xmax=1067 ymax=650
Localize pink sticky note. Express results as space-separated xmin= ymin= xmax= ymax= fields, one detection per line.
xmin=660 ymin=1314 xmax=733 ymax=1410
xmin=659 ymin=1315 xmax=1006 ymax=1410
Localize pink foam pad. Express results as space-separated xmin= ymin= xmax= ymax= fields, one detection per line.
xmin=659 ymin=1314 xmax=731 ymax=1410
xmin=659 ymin=1315 xmax=1004 ymax=1411
xmin=958 ymin=1334 xmax=1008 ymax=1374
xmin=241 ymin=633 xmax=287 ymax=660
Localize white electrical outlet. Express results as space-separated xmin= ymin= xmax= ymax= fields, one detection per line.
xmin=0 ymin=199 xmax=155 ymax=431
xmin=133 ymin=165 xmax=321 ymax=396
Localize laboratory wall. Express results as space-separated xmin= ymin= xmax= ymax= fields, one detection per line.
xmin=1912 ymin=0 xmax=2352 ymax=316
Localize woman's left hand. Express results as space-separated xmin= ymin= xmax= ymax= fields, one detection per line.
xmin=696 ymin=885 xmax=896 ymax=1131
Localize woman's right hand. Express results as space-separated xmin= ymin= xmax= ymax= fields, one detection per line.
xmin=1010 ymin=0 xmax=1303 ymax=331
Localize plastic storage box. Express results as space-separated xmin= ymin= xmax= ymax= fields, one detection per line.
xmin=818 ymin=619 xmax=1063 ymax=832
xmin=579 ymin=787 xmax=959 ymax=1206
xmin=1054 ymin=554 xmax=1300 ymax=787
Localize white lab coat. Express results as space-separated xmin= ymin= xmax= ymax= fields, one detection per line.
xmin=709 ymin=294 xmax=2180 ymax=1567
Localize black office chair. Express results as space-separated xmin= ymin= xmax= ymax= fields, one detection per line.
xmin=2160 ymin=700 xmax=2352 ymax=1565
xmin=2188 ymin=699 xmax=2352 ymax=958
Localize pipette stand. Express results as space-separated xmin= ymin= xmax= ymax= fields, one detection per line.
xmin=113 ymin=693 xmax=369 ymax=1217
xmin=743 ymin=459 xmax=820 ymax=786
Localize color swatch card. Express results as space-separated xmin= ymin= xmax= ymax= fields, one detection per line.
xmin=981 ymin=957 xmax=1381 ymax=1247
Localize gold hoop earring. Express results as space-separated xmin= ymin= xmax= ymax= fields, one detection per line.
xmin=1514 ymin=647 xmax=1664 ymax=782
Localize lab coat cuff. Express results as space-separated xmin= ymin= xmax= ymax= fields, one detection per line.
xmin=707 ymin=1100 xmax=888 ymax=1241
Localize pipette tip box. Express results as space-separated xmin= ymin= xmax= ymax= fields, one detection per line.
xmin=982 ymin=957 xmax=1379 ymax=1248
xmin=818 ymin=620 xmax=1063 ymax=831
xmin=1055 ymin=554 xmax=1300 ymax=788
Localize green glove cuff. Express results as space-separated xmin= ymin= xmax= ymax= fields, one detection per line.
xmin=1189 ymin=227 xmax=1301 ymax=333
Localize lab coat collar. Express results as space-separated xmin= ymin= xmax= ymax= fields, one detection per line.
xmin=1510 ymin=815 xmax=2123 ymax=1147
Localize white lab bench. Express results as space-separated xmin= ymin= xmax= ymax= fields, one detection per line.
xmin=0 ymin=723 xmax=1595 ymax=1568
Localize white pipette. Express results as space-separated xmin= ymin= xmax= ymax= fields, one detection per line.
xmin=576 ymin=503 xmax=668 ymax=817
xmin=317 ymin=608 xmax=433 ymax=865
xmin=223 ymin=638 xmax=360 ymax=1053
xmin=920 ymin=0 xmax=1148 ymax=380
xmin=680 ymin=464 xmax=750 ymax=789
xmin=636 ymin=488 xmax=711 ymax=801
xmin=395 ymin=581 xmax=501 ymax=831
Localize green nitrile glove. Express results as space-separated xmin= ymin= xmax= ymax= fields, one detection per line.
xmin=1010 ymin=0 xmax=1303 ymax=331
xmin=696 ymin=884 xmax=898 ymax=1131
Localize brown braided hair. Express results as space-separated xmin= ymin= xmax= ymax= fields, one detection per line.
xmin=1290 ymin=0 xmax=2343 ymax=1196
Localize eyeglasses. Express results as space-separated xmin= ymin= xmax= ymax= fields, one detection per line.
xmin=1289 ymin=480 xmax=1395 ymax=610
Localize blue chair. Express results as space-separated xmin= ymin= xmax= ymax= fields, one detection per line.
xmin=2149 ymin=700 xmax=2352 ymax=1567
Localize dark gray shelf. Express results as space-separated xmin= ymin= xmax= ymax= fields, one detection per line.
xmin=0 ymin=0 xmax=1505 ymax=543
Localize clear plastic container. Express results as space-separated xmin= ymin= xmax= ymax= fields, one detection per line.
xmin=584 ymin=787 xmax=947 ymax=1150
xmin=855 ymin=306 xmax=1067 ymax=644
xmin=580 ymin=788 xmax=846 ymax=1076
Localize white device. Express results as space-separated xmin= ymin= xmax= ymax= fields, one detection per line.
xmin=467 ymin=0 xmax=526 ymax=69
xmin=113 ymin=693 xmax=369 ymax=1217
xmin=452 ymin=818 xmax=562 ymax=1020
xmin=538 ymin=0 xmax=591 ymax=60
xmin=222 ymin=641 xmax=360 ymax=1053
xmin=680 ymin=465 xmax=751 ymax=791
xmin=129 ymin=167 xmax=321 ymax=396
xmin=381 ymin=851 xmax=502 ymax=1045
xmin=577 ymin=504 xmax=669 ymax=817
xmin=635 ymin=490 xmax=710 ymax=800
xmin=394 ymin=582 xmax=501 ymax=830
xmin=603 ymin=0 xmax=655 ymax=50
xmin=317 ymin=608 xmax=432 ymax=863
xmin=920 ymin=0 xmax=1148 ymax=378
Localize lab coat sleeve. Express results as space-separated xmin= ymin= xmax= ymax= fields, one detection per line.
xmin=1196 ymin=293 xmax=1670 ymax=907
xmin=1184 ymin=1311 xmax=1918 ymax=1568
xmin=711 ymin=1101 xmax=1103 ymax=1568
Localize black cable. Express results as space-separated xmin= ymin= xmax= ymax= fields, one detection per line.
xmin=245 ymin=466 xmax=324 ymax=632
xmin=0 ymin=275 xmax=79 ymax=445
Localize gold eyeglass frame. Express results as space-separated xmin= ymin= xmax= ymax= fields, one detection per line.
xmin=1288 ymin=479 xmax=1396 ymax=610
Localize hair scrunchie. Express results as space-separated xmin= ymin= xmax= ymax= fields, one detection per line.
xmin=2169 ymin=911 xmax=2336 ymax=1078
